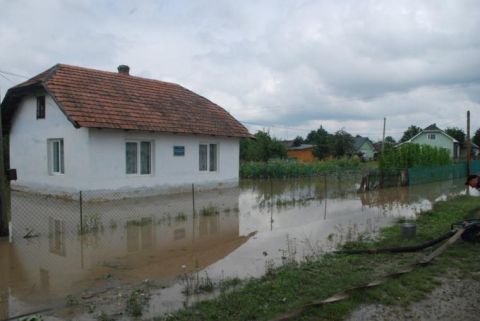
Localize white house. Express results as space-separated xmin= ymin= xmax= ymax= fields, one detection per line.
xmin=1 ymin=64 xmax=251 ymax=196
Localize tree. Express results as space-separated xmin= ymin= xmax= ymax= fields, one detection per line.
xmin=292 ymin=136 xmax=304 ymax=147
xmin=384 ymin=136 xmax=396 ymax=144
xmin=240 ymin=131 xmax=287 ymax=162
xmin=306 ymin=126 xmax=330 ymax=159
xmin=399 ymin=125 xmax=421 ymax=143
xmin=473 ymin=128 xmax=480 ymax=147
xmin=329 ymin=130 xmax=354 ymax=158
xmin=445 ymin=127 xmax=466 ymax=148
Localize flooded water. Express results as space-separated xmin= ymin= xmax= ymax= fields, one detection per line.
xmin=0 ymin=176 xmax=467 ymax=320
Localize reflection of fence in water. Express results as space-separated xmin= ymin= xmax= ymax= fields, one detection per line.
xmin=6 ymin=188 xmax=243 ymax=307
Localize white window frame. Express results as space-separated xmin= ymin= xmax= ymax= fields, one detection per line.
xmin=48 ymin=138 xmax=64 ymax=175
xmin=125 ymin=140 xmax=154 ymax=176
xmin=427 ymin=133 xmax=436 ymax=140
xmin=199 ymin=143 xmax=219 ymax=172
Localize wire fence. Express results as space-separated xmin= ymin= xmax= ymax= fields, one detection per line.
xmin=8 ymin=161 xmax=477 ymax=241
xmin=10 ymin=185 xmax=242 ymax=242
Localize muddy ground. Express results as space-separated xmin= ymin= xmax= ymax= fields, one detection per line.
xmin=347 ymin=273 xmax=480 ymax=321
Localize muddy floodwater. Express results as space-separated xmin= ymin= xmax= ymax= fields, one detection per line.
xmin=0 ymin=176 xmax=467 ymax=320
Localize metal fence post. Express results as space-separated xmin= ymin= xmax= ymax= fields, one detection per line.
xmin=270 ymin=178 xmax=273 ymax=231
xmin=324 ymin=173 xmax=328 ymax=219
xmin=192 ymin=183 xmax=195 ymax=216
xmin=79 ymin=191 xmax=83 ymax=234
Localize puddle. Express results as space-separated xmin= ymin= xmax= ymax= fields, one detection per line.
xmin=0 ymin=176 xmax=467 ymax=320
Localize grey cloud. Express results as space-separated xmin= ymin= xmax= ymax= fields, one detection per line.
xmin=1 ymin=0 xmax=479 ymax=140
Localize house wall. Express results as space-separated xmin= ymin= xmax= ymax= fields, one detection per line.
xmin=287 ymin=149 xmax=315 ymax=162
xmin=358 ymin=142 xmax=375 ymax=161
xmin=87 ymin=129 xmax=240 ymax=193
xmin=9 ymin=95 xmax=90 ymax=194
xmin=411 ymin=132 xmax=455 ymax=158
xmin=9 ymin=95 xmax=240 ymax=195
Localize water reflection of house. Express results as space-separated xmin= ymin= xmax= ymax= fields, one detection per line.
xmin=2 ymin=188 xmax=249 ymax=317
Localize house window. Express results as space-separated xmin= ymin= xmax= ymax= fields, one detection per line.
xmin=428 ymin=134 xmax=436 ymax=140
xmin=126 ymin=141 xmax=152 ymax=175
xmin=199 ymin=143 xmax=218 ymax=172
xmin=209 ymin=144 xmax=217 ymax=171
xmin=37 ymin=96 xmax=45 ymax=119
xmin=48 ymin=139 xmax=64 ymax=174
xmin=174 ymin=146 xmax=185 ymax=156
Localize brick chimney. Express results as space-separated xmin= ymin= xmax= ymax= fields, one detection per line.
xmin=117 ymin=65 xmax=130 ymax=75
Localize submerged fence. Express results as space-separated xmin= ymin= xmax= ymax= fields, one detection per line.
xmin=408 ymin=160 xmax=480 ymax=186
xmin=8 ymin=161 xmax=478 ymax=239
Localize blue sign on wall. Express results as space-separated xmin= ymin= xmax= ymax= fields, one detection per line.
xmin=174 ymin=146 xmax=185 ymax=156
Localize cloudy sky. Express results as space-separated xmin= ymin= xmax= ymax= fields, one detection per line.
xmin=1 ymin=0 xmax=479 ymax=141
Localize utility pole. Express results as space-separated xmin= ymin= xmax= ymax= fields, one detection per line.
xmin=0 ymin=92 xmax=9 ymax=237
xmin=466 ymin=110 xmax=471 ymax=176
xmin=381 ymin=117 xmax=386 ymax=153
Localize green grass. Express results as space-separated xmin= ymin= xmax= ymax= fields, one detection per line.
xmin=240 ymin=158 xmax=363 ymax=179
xmin=151 ymin=195 xmax=480 ymax=321
xmin=125 ymin=288 xmax=150 ymax=317
xmin=200 ymin=205 xmax=220 ymax=216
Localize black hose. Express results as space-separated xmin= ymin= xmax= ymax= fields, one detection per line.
xmin=0 ymin=308 xmax=53 ymax=321
xmin=336 ymin=229 xmax=456 ymax=254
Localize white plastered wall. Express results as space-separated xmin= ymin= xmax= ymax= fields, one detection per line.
xmin=9 ymin=95 xmax=240 ymax=196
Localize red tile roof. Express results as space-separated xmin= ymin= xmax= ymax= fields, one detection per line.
xmin=4 ymin=64 xmax=251 ymax=138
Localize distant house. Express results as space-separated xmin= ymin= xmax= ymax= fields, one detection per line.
xmin=287 ymin=144 xmax=315 ymax=162
xmin=401 ymin=124 xmax=460 ymax=160
xmin=1 ymin=64 xmax=251 ymax=196
xmin=353 ymin=136 xmax=375 ymax=161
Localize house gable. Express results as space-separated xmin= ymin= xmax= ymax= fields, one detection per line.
xmin=405 ymin=124 xmax=459 ymax=159
xmin=354 ymin=136 xmax=375 ymax=160
xmin=9 ymin=94 xmax=91 ymax=193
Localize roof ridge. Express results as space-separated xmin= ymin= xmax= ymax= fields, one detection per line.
xmin=55 ymin=63 xmax=183 ymax=88
xmin=42 ymin=63 xmax=61 ymax=83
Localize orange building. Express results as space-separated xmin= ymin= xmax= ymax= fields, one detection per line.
xmin=287 ymin=144 xmax=315 ymax=162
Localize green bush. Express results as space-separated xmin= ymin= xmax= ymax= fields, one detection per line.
xmin=378 ymin=144 xmax=451 ymax=169
xmin=240 ymin=158 xmax=361 ymax=179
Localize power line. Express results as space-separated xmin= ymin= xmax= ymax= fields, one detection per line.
xmin=0 ymin=69 xmax=29 ymax=79
xmin=240 ymin=120 xmax=404 ymax=136
xmin=0 ymin=73 xmax=13 ymax=83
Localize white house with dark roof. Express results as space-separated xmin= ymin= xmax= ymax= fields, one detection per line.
xmin=401 ymin=124 xmax=460 ymax=160
xmin=1 ymin=64 xmax=251 ymax=196
xmin=353 ymin=136 xmax=375 ymax=161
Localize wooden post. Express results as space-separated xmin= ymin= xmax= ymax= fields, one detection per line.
xmin=466 ymin=110 xmax=471 ymax=176
xmin=0 ymin=104 xmax=10 ymax=237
